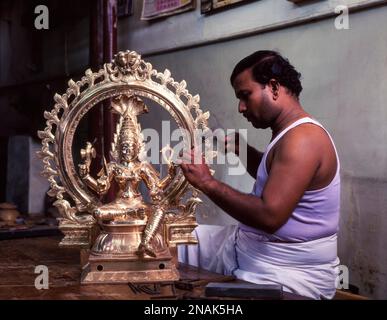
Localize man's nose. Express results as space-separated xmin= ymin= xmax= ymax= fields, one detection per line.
xmin=238 ymin=101 xmax=246 ymax=113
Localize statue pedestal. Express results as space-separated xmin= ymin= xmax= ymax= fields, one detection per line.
xmin=80 ymin=222 xmax=179 ymax=284
xmin=81 ymin=254 xmax=179 ymax=284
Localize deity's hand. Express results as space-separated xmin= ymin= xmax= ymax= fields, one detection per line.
xmin=161 ymin=144 xmax=176 ymax=167
xmin=78 ymin=163 xmax=89 ymax=178
xmin=168 ymin=162 xmax=178 ymax=177
xmin=79 ymin=142 xmax=96 ymax=177
xmin=96 ymin=175 xmax=110 ymax=194
xmin=149 ymin=190 xmax=163 ymax=204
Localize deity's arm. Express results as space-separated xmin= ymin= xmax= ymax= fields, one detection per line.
xmin=158 ymin=163 xmax=177 ymax=190
xmin=139 ymin=163 xmax=164 ymax=202
xmin=142 ymin=162 xmax=177 ymax=190
xmin=79 ymin=163 xmax=114 ymax=196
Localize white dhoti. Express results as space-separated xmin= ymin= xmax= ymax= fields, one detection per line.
xmin=178 ymin=224 xmax=340 ymax=300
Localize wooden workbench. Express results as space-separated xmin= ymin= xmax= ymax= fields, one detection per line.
xmin=0 ymin=236 xmax=307 ymax=300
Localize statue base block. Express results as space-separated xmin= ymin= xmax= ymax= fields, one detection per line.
xmin=81 ymin=253 xmax=179 ymax=284
xmin=80 ymin=222 xmax=179 ymax=284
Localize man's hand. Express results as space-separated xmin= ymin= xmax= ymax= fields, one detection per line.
xmin=225 ymin=131 xmax=241 ymax=156
xmin=179 ymin=148 xmax=215 ymax=192
xmin=225 ymin=131 xmax=263 ymax=178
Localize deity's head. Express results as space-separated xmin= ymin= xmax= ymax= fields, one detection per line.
xmin=111 ymin=95 xmax=148 ymax=164
xmin=118 ymin=121 xmax=138 ymax=163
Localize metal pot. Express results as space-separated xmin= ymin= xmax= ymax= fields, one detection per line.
xmin=0 ymin=203 xmax=20 ymax=224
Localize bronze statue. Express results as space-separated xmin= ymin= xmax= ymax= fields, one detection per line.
xmin=78 ymin=95 xmax=176 ymax=257
xmin=38 ymin=50 xmax=214 ymax=284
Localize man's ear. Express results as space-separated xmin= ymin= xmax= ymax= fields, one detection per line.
xmin=268 ymin=79 xmax=280 ymax=100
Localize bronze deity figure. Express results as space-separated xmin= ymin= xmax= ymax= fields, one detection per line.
xmin=38 ymin=50 xmax=214 ymax=284
xmin=78 ymin=94 xmax=176 ymax=258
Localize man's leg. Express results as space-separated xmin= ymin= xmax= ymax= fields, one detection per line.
xmin=178 ymin=224 xmax=238 ymax=274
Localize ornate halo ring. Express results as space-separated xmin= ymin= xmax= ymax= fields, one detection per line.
xmin=38 ymin=50 xmax=215 ymax=249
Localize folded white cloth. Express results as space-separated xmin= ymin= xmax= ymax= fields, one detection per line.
xmin=178 ymin=224 xmax=340 ymax=299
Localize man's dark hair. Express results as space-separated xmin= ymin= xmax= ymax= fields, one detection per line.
xmin=230 ymin=50 xmax=302 ymax=98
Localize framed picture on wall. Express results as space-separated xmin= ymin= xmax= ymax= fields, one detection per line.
xmin=141 ymin=0 xmax=196 ymax=20
xmin=201 ymin=0 xmax=256 ymax=14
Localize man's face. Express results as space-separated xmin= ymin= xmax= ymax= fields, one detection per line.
xmin=232 ymin=68 xmax=274 ymax=129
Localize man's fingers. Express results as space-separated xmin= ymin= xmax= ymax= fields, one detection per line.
xmin=225 ymin=134 xmax=234 ymax=142
xmin=224 ymin=132 xmax=241 ymax=155
xmin=178 ymin=147 xmax=205 ymax=164
xmin=225 ymin=132 xmax=240 ymax=143
xmin=180 ymin=152 xmax=192 ymax=163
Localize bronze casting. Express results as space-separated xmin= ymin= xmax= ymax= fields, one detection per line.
xmin=38 ymin=50 xmax=213 ymax=284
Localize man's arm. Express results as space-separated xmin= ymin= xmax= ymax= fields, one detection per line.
xmin=181 ymin=129 xmax=321 ymax=233
xmin=245 ymin=144 xmax=263 ymax=178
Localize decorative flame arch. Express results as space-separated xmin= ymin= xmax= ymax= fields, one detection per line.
xmin=38 ymin=50 xmax=214 ymax=226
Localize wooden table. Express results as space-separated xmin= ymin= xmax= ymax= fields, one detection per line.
xmin=0 ymin=236 xmax=307 ymax=300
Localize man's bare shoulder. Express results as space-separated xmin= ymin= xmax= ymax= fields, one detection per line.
xmin=274 ymin=123 xmax=327 ymax=156
xmin=269 ymin=123 xmax=337 ymax=189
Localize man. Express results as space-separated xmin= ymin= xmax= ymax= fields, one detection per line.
xmin=179 ymin=51 xmax=340 ymax=299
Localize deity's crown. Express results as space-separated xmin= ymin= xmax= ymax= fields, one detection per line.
xmin=110 ymin=95 xmax=148 ymax=161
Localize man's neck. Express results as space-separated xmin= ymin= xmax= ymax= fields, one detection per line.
xmin=270 ymin=101 xmax=308 ymax=140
